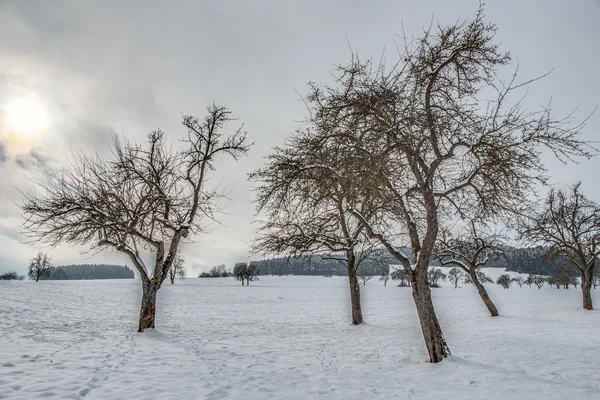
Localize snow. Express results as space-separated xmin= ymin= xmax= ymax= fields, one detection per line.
xmin=1 ymin=268 xmax=599 ymax=399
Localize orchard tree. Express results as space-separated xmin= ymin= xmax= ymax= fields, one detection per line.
xmin=357 ymin=265 xmax=374 ymax=286
xmin=391 ymin=267 xmax=411 ymax=287
xmin=21 ymin=104 xmax=250 ymax=331
xmin=257 ymin=7 xmax=593 ymax=362
xmin=447 ymin=267 xmax=463 ymax=289
xmin=427 ymin=268 xmax=447 ymax=288
xmin=233 ymin=262 xmax=259 ymax=286
xmin=526 ymin=274 xmax=546 ymax=289
xmin=250 ymin=129 xmax=381 ymax=325
xmin=28 ymin=252 xmax=51 ymax=282
xmin=437 ymin=222 xmax=503 ymax=316
xmin=380 ymin=270 xmax=391 ymax=286
xmin=512 ymin=276 xmax=525 ymax=288
xmin=168 ymin=254 xmax=186 ymax=284
xmin=520 ymin=183 xmax=600 ymax=309
xmin=496 ymin=274 xmax=513 ymax=289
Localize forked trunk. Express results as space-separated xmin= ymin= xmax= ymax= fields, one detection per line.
xmin=346 ymin=254 xmax=363 ymax=325
xmin=471 ymin=272 xmax=498 ymax=317
xmin=139 ymin=281 xmax=159 ymax=332
xmin=411 ymin=269 xmax=450 ymax=363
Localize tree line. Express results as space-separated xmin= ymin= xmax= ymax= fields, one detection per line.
xmin=38 ymin=264 xmax=135 ymax=280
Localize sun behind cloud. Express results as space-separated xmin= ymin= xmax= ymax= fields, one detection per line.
xmin=0 ymin=97 xmax=50 ymax=152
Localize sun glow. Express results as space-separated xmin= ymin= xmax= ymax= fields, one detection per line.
xmin=1 ymin=97 xmax=50 ymax=150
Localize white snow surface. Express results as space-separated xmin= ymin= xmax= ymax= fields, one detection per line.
xmin=1 ymin=268 xmax=599 ymax=399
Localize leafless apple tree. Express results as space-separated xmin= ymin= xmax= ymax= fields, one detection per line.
xmin=21 ymin=104 xmax=250 ymax=331
xmin=520 ymin=183 xmax=600 ymax=310
xmin=437 ymin=221 xmax=504 ymax=316
xmin=251 ymin=130 xmax=381 ymax=325
xmin=168 ymin=254 xmax=186 ymax=284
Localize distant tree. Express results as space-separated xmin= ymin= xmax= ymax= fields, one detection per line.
xmin=428 ymin=268 xmax=447 ymax=288
xmin=357 ymin=265 xmax=374 ymax=286
xmin=524 ymin=274 xmax=534 ymax=288
xmin=496 ymin=274 xmax=512 ymax=289
xmin=437 ymin=221 xmax=503 ymax=316
xmin=528 ymin=274 xmax=546 ymax=289
xmin=520 ymin=183 xmax=600 ymax=310
xmin=512 ymin=276 xmax=525 ymax=288
xmin=21 ymin=105 xmax=250 ymax=331
xmin=447 ymin=267 xmax=463 ymax=289
xmin=463 ymin=270 xmax=493 ymax=285
xmin=380 ymin=270 xmax=390 ymax=286
xmin=546 ymin=276 xmax=560 ymax=289
xmin=198 ymin=272 xmax=211 ymax=278
xmin=553 ymin=262 xmax=577 ymax=290
xmin=168 ymin=254 xmax=186 ymax=284
xmin=233 ymin=262 xmax=259 ymax=286
xmin=0 ymin=271 xmax=22 ymax=280
xmin=391 ymin=267 xmax=411 ymax=287
xmin=209 ymin=264 xmax=229 ymax=277
xmin=28 ymin=252 xmax=51 ymax=282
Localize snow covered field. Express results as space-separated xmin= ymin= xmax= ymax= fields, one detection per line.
xmin=1 ymin=268 xmax=598 ymax=399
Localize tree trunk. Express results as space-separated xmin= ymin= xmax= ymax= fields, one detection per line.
xmin=346 ymin=254 xmax=363 ymax=325
xmin=138 ymin=281 xmax=159 ymax=332
xmin=581 ymin=270 xmax=593 ymax=310
xmin=411 ymin=269 xmax=449 ymax=363
xmin=471 ymin=272 xmax=499 ymax=317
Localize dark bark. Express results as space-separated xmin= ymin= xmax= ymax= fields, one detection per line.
xmin=138 ymin=280 xmax=159 ymax=332
xmin=346 ymin=252 xmax=363 ymax=325
xmin=470 ymin=272 xmax=499 ymax=317
xmin=581 ymin=270 xmax=593 ymax=310
xmin=411 ymin=268 xmax=450 ymax=363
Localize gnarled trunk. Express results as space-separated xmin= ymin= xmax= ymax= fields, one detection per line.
xmin=581 ymin=269 xmax=593 ymax=310
xmin=411 ymin=268 xmax=450 ymax=363
xmin=139 ymin=280 xmax=159 ymax=332
xmin=471 ymin=272 xmax=498 ymax=317
xmin=346 ymin=253 xmax=363 ymax=325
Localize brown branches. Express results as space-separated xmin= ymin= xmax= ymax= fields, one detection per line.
xmin=21 ymin=104 xmax=250 ymax=284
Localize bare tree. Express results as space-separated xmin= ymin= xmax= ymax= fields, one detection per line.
xmin=380 ymin=270 xmax=391 ymax=286
xmin=293 ymin=7 xmax=592 ymax=362
xmin=512 ymin=276 xmax=525 ymax=288
xmin=427 ymin=268 xmax=447 ymax=288
xmin=357 ymin=265 xmax=374 ymax=286
xmin=391 ymin=266 xmax=411 ymax=287
xmin=168 ymin=254 xmax=186 ymax=284
xmin=21 ymin=104 xmax=250 ymax=331
xmin=520 ymin=183 xmax=600 ymax=309
xmin=233 ymin=262 xmax=259 ymax=286
xmin=447 ymin=267 xmax=463 ymax=289
xmin=437 ymin=222 xmax=503 ymax=316
xmin=28 ymin=252 xmax=51 ymax=282
xmin=496 ymin=274 xmax=513 ymax=289
xmin=526 ymin=274 xmax=546 ymax=289
xmin=250 ymin=130 xmax=382 ymax=325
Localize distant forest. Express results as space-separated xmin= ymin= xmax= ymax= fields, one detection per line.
xmin=40 ymin=264 xmax=135 ymax=280
xmin=247 ymin=246 xmax=566 ymax=277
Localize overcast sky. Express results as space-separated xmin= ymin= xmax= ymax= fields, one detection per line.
xmin=0 ymin=0 xmax=599 ymax=276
